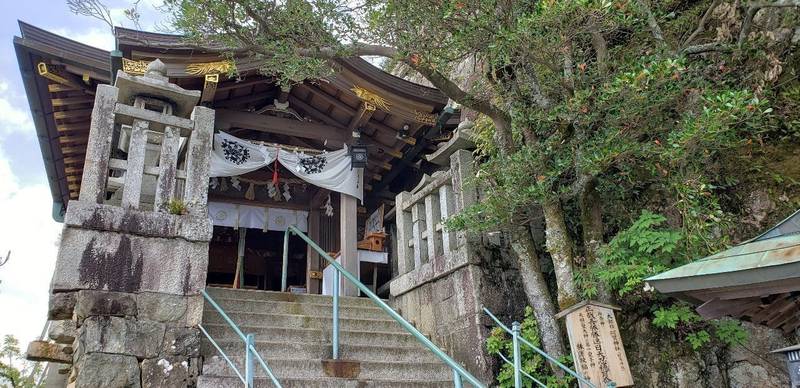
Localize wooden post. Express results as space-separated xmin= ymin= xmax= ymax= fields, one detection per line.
xmin=79 ymin=84 xmax=118 ymax=204
xmin=121 ymin=119 xmax=149 ymax=209
xmin=306 ymin=209 xmax=321 ymax=294
xmin=339 ymin=193 xmax=359 ymax=296
xmin=234 ymin=228 xmax=247 ymax=289
xmin=154 ymin=126 xmax=180 ymax=211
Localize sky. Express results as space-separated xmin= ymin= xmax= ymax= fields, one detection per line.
xmin=0 ymin=0 xmax=166 ymax=351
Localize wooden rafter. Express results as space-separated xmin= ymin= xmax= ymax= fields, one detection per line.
xmin=37 ymin=62 xmax=93 ymax=95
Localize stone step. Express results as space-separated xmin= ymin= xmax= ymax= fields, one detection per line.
xmin=203 ymin=357 xmax=455 ymax=381
xmin=202 ymin=311 xmax=406 ymax=333
xmin=204 ymin=298 xmax=386 ymax=320
xmin=197 ymin=375 xmax=455 ymax=388
xmin=201 ymin=323 xmax=422 ymax=347
xmin=201 ymin=339 xmax=442 ymax=363
xmin=205 ymin=287 xmax=382 ymax=308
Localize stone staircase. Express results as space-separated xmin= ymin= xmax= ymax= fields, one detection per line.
xmin=197 ymin=287 xmax=456 ymax=387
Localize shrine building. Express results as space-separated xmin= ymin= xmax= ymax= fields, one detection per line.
xmin=14 ymin=22 xmax=522 ymax=387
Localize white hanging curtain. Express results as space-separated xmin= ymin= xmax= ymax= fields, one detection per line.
xmin=209 ymin=132 xmax=363 ymax=202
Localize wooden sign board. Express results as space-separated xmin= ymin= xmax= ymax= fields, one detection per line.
xmin=555 ymin=300 xmax=634 ymax=388
xmin=364 ymin=204 xmax=385 ymax=238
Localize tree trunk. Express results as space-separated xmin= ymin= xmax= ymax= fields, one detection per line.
xmin=541 ymin=198 xmax=579 ymax=308
xmin=579 ymin=177 xmax=612 ymax=303
xmin=510 ymin=228 xmax=567 ymax=375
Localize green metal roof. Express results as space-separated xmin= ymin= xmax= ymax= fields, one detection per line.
xmin=646 ymin=209 xmax=800 ymax=292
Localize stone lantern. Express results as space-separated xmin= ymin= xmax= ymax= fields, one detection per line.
xmin=771 ymin=344 xmax=800 ymax=387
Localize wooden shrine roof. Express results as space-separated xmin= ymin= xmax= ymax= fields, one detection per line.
xmin=14 ymin=21 xmax=456 ymax=220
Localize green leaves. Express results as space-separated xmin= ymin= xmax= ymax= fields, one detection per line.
xmin=485 ymin=307 xmax=573 ymax=388
xmin=582 ymin=210 xmax=682 ymax=298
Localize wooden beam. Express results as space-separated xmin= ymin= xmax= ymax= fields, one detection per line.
xmin=48 ymin=84 xmax=76 ymax=93
xmin=63 ymin=155 xmax=85 ymax=165
xmin=373 ymin=107 xmax=454 ymax=193
xmin=298 ymin=84 xmax=398 ymax=139
xmin=50 ymin=96 xmax=94 ymax=107
xmin=216 ymin=78 xmax=270 ymax=92
xmin=215 ymin=109 xmax=348 ymax=147
xmin=53 ymin=109 xmax=93 ymax=121
xmin=60 ymin=146 xmax=86 ymax=155
xmin=348 ymin=102 xmax=375 ymax=132
xmin=59 ymin=134 xmax=89 ymax=145
xmin=201 ymin=74 xmax=219 ymax=104
xmin=696 ymin=297 xmax=760 ymax=320
xmin=215 ymin=90 xmax=273 ymax=108
xmin=56 ymin=122 xmax=89 ymax=133
xmin=37 ymin=63 xmax=93 ymax=95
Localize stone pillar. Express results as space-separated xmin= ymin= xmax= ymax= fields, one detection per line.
xmin=340 ymin=193 xmax=359 ymax=296
xmin=78 ymin=84 xmax=118 ymax=204
xmin=36 ymin=60 xmax=210 ymax=388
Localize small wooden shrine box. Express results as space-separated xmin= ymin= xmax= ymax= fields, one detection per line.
xmin=555 ymin=300 xmax=634 ymax=388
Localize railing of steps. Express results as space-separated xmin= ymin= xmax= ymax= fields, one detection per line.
xmin=199 ymin=289 xmax=283 ymax=388
xmin=283 ymin=224 xmax=486 ymax=388
xmin=483 ymin=307 xmax=614 ymax=388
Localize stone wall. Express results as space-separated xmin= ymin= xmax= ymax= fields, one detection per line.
xmin=624 ymin=317 xmax=793 ymax=387
xmin=389 ymin=149 xmax=528 ymax=384
xmin=28 ymin=61 xmax=214 ymax=388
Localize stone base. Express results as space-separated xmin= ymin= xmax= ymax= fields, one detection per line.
xmin=390 ymin=245 xmax=527 ymax=384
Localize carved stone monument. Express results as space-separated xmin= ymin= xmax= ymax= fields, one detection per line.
xmin=27 ymin=60 xmax=214 ymax=387
xmin=555 ymin=300 xmax=634 ymax=388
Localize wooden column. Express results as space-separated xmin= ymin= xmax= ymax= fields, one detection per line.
xmin=306 ymin=209 xmax=321 ymax=294
xmin=340 ymin=193 xmax=359 ymax=296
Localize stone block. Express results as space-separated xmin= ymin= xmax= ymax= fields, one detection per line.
xmin=81 ymin=316 xmax=165 ymax=359
xmin=74 ymin=290 xmax=137 ymax=321
xmin=161 ymin=326 xmax=201 ymax=357
xmin=49 ymin=292 xmax=77 ymax=320
xmin=26 ymin=340 xmax=72 ymax=364
xmin=75 ymin=353 xmax=140 ymax=388
xmin=49 ymin=320 xmax=78 ymax=344
xmin=141 ymin=357 xmax=191 ymax=388
xmin=64 ymin=201 xmax=212 ymax=242
xmin=52 ymin=227 xmax=208 ymax=295
xmin=138 ymin=292 xmax=187 ymax=323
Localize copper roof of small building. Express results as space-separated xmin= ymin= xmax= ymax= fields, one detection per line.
xmin=647 ymin=209 xmax=800 ymax=333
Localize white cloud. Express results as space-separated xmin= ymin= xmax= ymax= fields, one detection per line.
xmin=0 ymin=81 xmax=34 ymax=136
xmin=0 ymin=75 xmax=61 ymax=345
xmin=0 ymin=149 xmax=61 ymax=345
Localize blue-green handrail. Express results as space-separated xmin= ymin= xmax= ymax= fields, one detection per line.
xmin=283 ymin=225 xmax=485 ymax=388
xmin=201 ymin=289 xmax=283 ymax=387
xmin=483 ymin=307 xmax=605 ymax=388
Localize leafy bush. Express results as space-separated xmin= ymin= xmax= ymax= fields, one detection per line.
xmin=167 ymin=199 xmax=188 ymax=215
xmin=581 ymin=210 xmax=682 ymax=298
xmin=486 ymin=307 xmax=574 ymax=388
xmin=652 ymin=304 xmax=749 ymax=350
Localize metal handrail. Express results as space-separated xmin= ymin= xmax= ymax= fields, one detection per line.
xmin=283 ymin=225 xmax=485 ymax=388
xmin=201 ymin=289 xmax=283 ymax=387
xmin=483 ymin=307 xmax=601 ymax=388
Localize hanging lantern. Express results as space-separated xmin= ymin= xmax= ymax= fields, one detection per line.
xmin=350 ymin=128 xmax=368 ymax=169
xmin=350 ymin=142 xmax=368 ymax=169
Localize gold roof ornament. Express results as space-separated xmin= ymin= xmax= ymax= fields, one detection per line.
xmin=185 ymin=60 xmax=236 ymax=76
xmin=350 ymin=85 xmax=391 ymax=112
xmin=121 ymin=58 xmax=148 ymax=75
xmin=413 ymin=110 xmax=438 ymax=126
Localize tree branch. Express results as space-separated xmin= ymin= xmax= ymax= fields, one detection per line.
xmin=738 ymin=0 xmax=800 ymax=46
xmin=635 ymin=0 xmax=666 ymax=44
xmin=682 ymin=0 xmax=722 ymax=48
xmin=682 ymin=42 xmax=732 ymax=55
xmin=590 ymin=30 xmax=608 ymax=75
